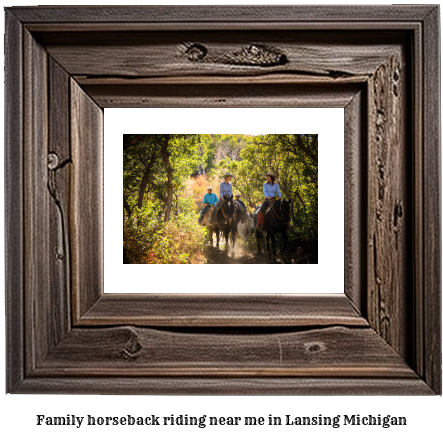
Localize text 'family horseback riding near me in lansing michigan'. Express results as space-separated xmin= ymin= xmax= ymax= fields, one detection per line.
xmin=35 ymin=413 xmax=406 ymax=429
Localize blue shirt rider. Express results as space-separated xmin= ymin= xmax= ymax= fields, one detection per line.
xmin=198 ymin=187 xmax=218 ymax=224
xmin=256 ymin=172 xmax=282 ymax=231
xmin=263 ymin=180 xmax=282 ymax=198
xmin=203 ymin=191 xmax=218 ymax=206
xmin=219 ymin=179 xmax=233 ymax=199
xmin=210 ymin=172 xmax=233 ymax=225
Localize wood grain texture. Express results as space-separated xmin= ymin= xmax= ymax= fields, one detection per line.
xmin=8 ymin=5 xmax=436 ymax=23
xmin=40 ymin=31 xmax=403 ymax=80
xmin=366 ymin=49 xmax=409 ymax=358
xmin=13 ymin=377 xmax=434 ymax=396
xmin=5 ymin=10 xmax=24 ymax=393
xmin=23 ymin=29 xmax=50 ymax=372
xmin=411 ymin=17 xmax=425 ymax=384
xmin=76 ymin=73 xmax=369 ymax=85
xmin=344 ymin=90 xmax=366 ymax=314
xmin=48 ymin=57 xmax=72 ymax=346
xmin=79 ymin=294 xmax=367 ymax=327
xmin=25 ymin=22 xmax=425 ymax=34
xmin=37 ymin=326 xmax=415 ymax=377
xmin=4 ymin=5 xmax=441 ymax=394
xmin=82 ymin=83 xmax=361 ymax=109
xmin=70 ymin=80 xmax=104 ymax=321
xmin=422 ymin=6 xmax=441 ymax=394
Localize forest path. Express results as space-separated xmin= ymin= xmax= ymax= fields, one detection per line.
xmin=204 ymin=239 xmax=313 ymax=264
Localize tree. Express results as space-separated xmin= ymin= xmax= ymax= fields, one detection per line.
xmin=123 ymin=135 xmax=162 ymax=218
xmin=124 ymin=134 xmax=200 ymax=221
xmin=209 ymin=134 xmax=318 ymax=247
xmin=161 ymin=135 xmax=173 ymax=222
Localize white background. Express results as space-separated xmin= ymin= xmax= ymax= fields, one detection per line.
xmin=1 ymin=1 xmax=442 ymax=437
xmin=106 ymin=108 xmax=344 ymax=294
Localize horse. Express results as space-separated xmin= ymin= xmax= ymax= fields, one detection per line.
xmin=236 ymin=212 xmax=255 ymax=242
xmin=254 ymin=199 xmax=292 ymax=256
xmin=212 ymin=195 xmax=241 ymax=256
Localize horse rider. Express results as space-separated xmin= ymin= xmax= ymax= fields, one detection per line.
xmin=210 ymin=172 xmax=233 ymax=225
xmin=234 ymin=193 xmax=246 ymax=210
xmin=198 ymin=186 xmax=218 ymax=224
xmin=233 ymin=193 xmax=249 ymax=223
xmin=256 ymin=172 xmax=286 ymax=231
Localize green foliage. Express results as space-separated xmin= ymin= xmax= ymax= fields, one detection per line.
xmin=123 ymin=207 xmax=163 ymax=264
xmin=209 ymin=134 xmax=318 ymax=251
xmin=123 ymin=205 xmax=207 ymax=264
xmin=123 ymin=134 xmax=200 ymax=216
xmin=197 ymin=134 xmax=255 ymax=171
xmin=123 ymin=133 xmax=318 ymax=263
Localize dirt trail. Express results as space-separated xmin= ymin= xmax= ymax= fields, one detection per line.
xmin=205 ymin=237 xmax=315 ymax=264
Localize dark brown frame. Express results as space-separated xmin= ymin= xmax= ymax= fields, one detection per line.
xmin=5 ymin=6 xmax=441 ymax=394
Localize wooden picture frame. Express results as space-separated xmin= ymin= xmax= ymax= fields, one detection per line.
xmin=5 ymin=5 xmax=441 ymax=394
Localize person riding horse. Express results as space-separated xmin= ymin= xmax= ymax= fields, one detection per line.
xmin=210 ymin=172 xmax=248 ymax=225
xmin=198 ymin=186 xmax=218 ymax=224
xmin=210 ymin=172 xmax=233 ymax=225
xmin=256 ymin=172 xmax=292 ymax=231
xmin=234 ymin=193 xmax=246 ymax=210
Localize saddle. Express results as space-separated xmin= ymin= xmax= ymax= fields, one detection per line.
xmin=263 ymin=197 xmax=277 ymax=216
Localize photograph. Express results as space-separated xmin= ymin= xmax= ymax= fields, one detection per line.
xmin=123 ymin=134 xmax=318 ymax=265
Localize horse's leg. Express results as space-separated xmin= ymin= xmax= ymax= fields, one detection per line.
xmin=266 ymin=233 xmax=270 ymax=252
xmin=215 ymin=226 xmax=220 ymax=248
xmin=256 ymin=230 xmax=262 ymax=253
xmin=231 ymin=226 xmax=236 ymax=257
xmin=271 ymin=232 xmax=277 ymax=256
xmin=224 ymin=227 xmax=229 ymax=252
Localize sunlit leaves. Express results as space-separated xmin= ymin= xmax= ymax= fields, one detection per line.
xmin=123 ymin=201 xmax=207 ymax=264
xmin=123 ymin=133 xmax=318 ymax=263
xmin=209 ymin=134 xmax=318 ymax=244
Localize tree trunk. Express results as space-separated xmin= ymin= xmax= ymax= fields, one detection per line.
xmin=137 ymin=172 xmax=150 ymax=209
xmin=137 ymin=152 xmax=157 ymax=208
xmin=161 ymin=135 xmax=173 ymax=222
xmin=123 ymin=194 xmax=132 ymax=219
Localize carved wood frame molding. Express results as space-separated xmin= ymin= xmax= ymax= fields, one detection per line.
xmin=5 ymin=6 xmax=441 ymax=394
